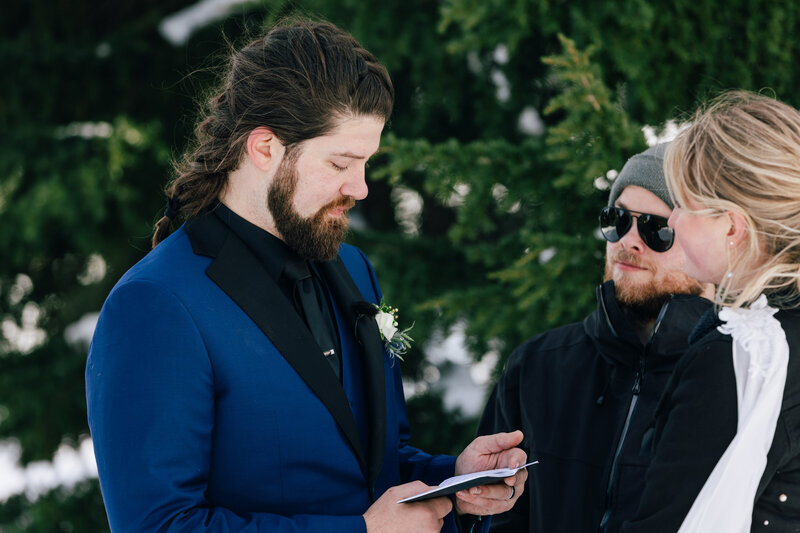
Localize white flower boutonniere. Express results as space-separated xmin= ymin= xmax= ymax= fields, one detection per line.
xmin=374 ymin=301 xmax=413 ymax=363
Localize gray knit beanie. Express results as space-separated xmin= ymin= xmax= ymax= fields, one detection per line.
xmin=607 ymin=143 xmax=672 ymax=209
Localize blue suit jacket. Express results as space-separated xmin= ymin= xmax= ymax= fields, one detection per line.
xmin=86 ymin=213 xmax=457 ymax=531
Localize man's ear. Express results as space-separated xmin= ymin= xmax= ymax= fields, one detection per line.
xmin=246 ymin=127 xmax=284 ymax=171
xmin=726 ymin=210 xmax=750 ymax=246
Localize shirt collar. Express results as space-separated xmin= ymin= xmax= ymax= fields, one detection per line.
xmin=212 ymin=201 xmax=289 ymax=282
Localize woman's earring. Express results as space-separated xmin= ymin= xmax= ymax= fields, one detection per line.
xmin=729 ymin=241 xmax=735 ymax=246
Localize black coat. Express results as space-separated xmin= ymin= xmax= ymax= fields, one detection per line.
xmin=621 ymin=308 xmax=800 ymax=532
xmin=478 ymin=281 xmax=712 ymax=533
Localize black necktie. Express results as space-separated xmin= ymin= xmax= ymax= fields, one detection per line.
xmin=283 ymin=256 xmax=341 ymax=380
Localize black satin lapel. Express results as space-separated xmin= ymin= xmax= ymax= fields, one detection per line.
xmin=203 ymin=229 xmax=367 ymax=475
xmin=320 ymin=258 xmax=387 ymax=488
xmin=185 ymin=211 xmax=228 ymax=257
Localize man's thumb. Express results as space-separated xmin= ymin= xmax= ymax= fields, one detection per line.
xmin=486 ymin=430 xmax=524 ymax=452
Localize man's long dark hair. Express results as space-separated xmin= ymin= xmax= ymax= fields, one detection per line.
xmin=152 ymin=19 xmax=394 ymax=247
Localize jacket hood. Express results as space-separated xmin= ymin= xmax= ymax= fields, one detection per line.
xmin=583 ymin=280 xmax=713 ymax=371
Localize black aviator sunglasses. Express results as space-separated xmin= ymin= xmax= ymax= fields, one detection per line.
xmin=599 ymin=207 xmax=675 ymax=252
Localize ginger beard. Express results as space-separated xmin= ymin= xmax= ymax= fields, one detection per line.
xmin=268 ymin=152 xmax=356 ymax=262
xmin=604 ymin=249 xmax=705 ymax=319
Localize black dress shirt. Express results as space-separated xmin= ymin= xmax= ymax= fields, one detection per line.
xmin=212 ymin=202 xmax=342 ymax=378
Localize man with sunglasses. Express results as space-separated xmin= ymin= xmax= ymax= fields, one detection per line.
xmin=477 ymin=144 xmax=715 ymax=533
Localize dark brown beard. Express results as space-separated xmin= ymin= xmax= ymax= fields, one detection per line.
xmin=267 ymin=155 xmax=355 ymax=261
xmin=604 ymin=250 xmax=704 ymax=319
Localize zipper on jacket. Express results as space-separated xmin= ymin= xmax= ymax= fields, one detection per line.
xmin=631 ymin=363 xmax=642 ymax=395
xmin=598 ymin=301 xmax=671 ymax=531
xmin=598 ymin=374 xmax=640 ymax=531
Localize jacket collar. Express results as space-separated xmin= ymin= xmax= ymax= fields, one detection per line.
xmin=583 ymin=281 xmax=641 ymax=367
xmin=584 ymin=280 xmax=713 ymax=370
xmin=185 ymin=212 xmax=386 ymax=487
xmin=688 ymin=308 xmax=723 ymax=345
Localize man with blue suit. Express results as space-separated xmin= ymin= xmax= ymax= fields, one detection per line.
xmin=86 ymin=19 xmax=526 ymax=532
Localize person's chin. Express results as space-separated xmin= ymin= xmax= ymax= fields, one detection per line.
xmin=683 ymin=266 xmax=713 ymax=286
xmin=614 ymin=273 xmax=657 ymax=296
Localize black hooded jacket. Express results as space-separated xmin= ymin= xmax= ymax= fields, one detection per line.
xmin=478 ymin=281 xmax=712 ymax=533
xmin=621 ymin=308 xmax=800 ymax=532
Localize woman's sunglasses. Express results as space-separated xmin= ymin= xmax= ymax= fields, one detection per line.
xmin=599 ymin=207 xmax=675 ymax=252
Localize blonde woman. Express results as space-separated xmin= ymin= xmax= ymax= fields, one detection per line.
xmin=621 ymin=90 xmax=800 ymax=533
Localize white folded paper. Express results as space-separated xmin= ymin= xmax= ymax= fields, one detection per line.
xmin=398 ymin=461 xmax=538 ymax=503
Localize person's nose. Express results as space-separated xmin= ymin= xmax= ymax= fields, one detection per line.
xmin=619 ymin=218 xmax=645 ymax=253
xmin=340 ymin=165 xmax=369 ymax=200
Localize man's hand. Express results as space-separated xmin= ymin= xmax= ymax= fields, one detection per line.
xmin=453 ymin=430 xmax=527 ymax=516
xmin=363 ymin=481 xmax=452 ymax=533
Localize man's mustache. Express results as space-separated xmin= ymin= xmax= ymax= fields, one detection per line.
xmin=324 ymin=196 xmax=356 ymax=212
xmin=612 ymin=251 xmax=654 ymax=272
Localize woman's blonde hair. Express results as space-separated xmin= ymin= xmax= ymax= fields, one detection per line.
xmin=665 ymin=90 xmax=800 ymax=309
